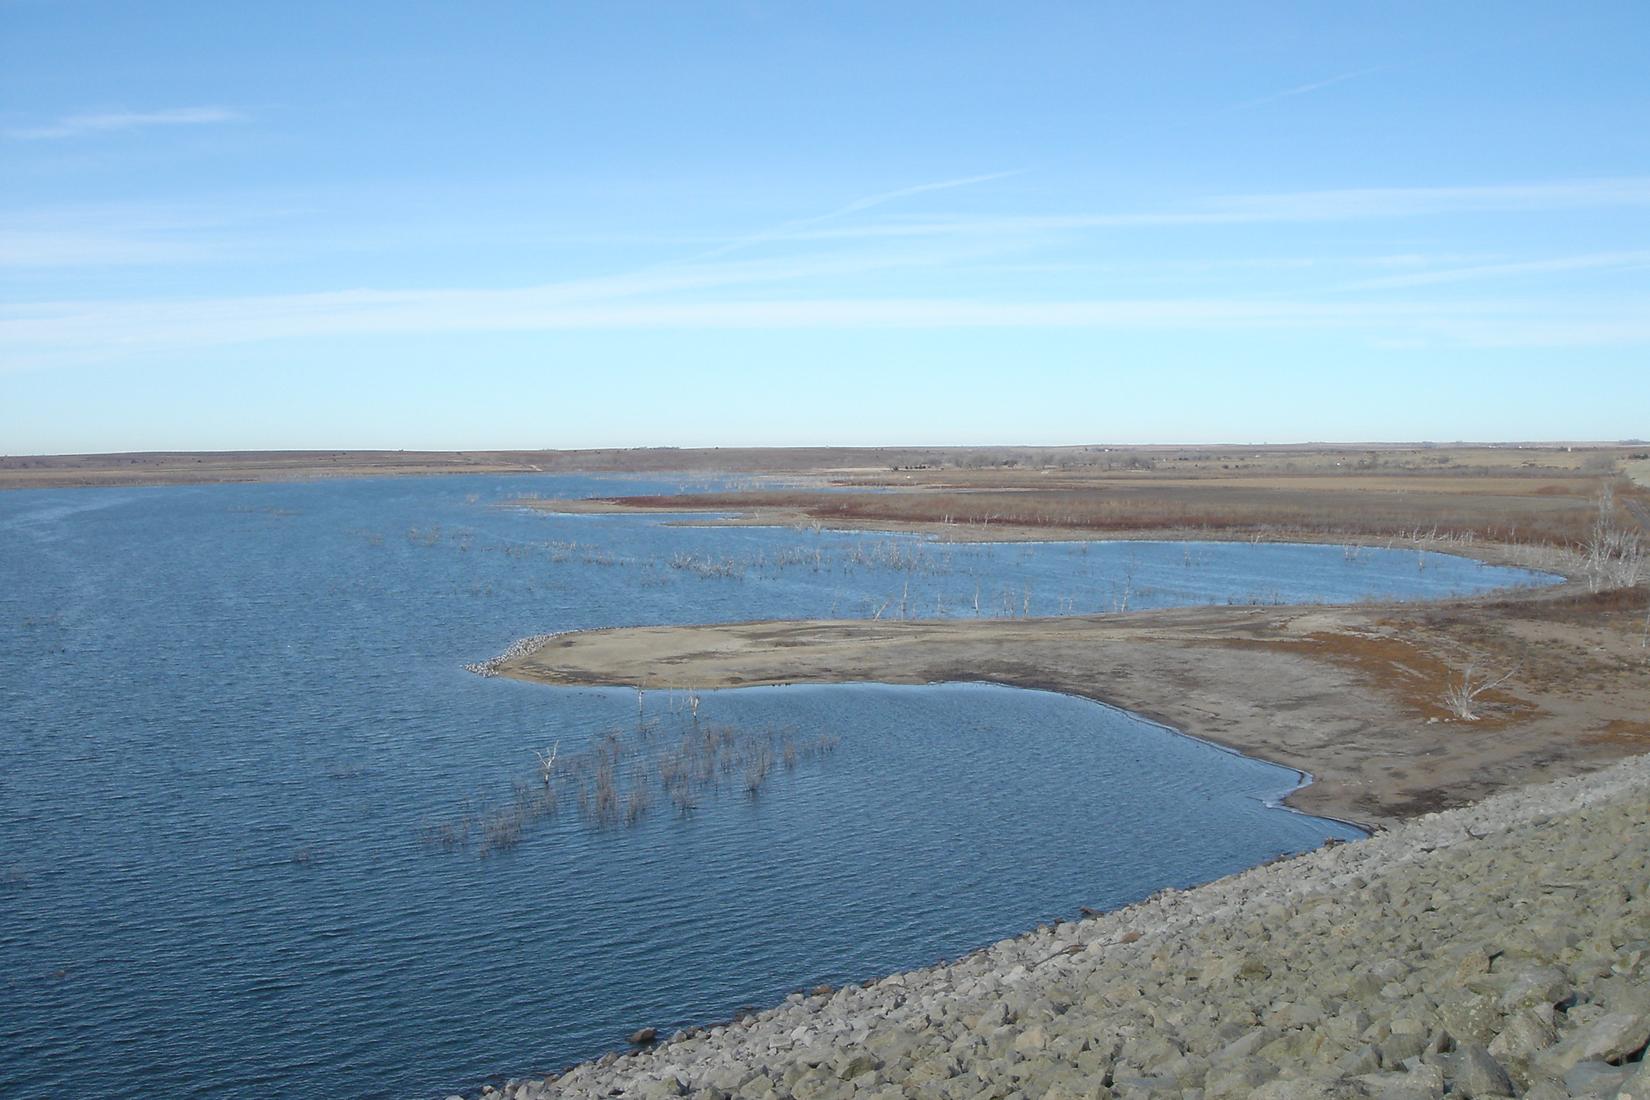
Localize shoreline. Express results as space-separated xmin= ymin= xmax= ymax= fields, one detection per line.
xmin=472 ymin=751 xmax=1650 ymax=1099
xmin=486 ymin=534 xmax=1646 ymax=827
xmin=466 ymin=519 xmax=1647 ymax=1090
xmin=481 ymin=621 xmax=1400 ymax=828
xmin=514 ymin=495 xmax=1582 ymax=575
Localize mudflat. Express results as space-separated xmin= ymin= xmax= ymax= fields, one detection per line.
xmin=494 ymin=442 xmax=1650 ymax=827
xmin=496 ymin=579 xmax=1650 ymax=828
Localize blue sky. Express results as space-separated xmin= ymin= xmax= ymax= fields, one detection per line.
xmin=2 ymin=1 xmax=1648 ymax=452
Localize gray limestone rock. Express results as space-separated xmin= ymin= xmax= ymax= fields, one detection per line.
xmin=1561 ymin=1059 xmax=1631 ymax=1097
xmin=1487 ymin=1007 xmax=1558 ymax=1062
xmin=1450 ymin=1043 xmax=1514 ymax=1098
xmin=1352 ymin=1065 xmax=1444 ymax=1100
xmin=1547 ymin=1010 xmax=1650 ymax=1070
xmin=1615 ymin=1060 xmax=1650 ymax=1100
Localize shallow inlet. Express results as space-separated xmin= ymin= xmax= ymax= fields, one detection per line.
xmin=0 ymin=474 xmax=1559 ymax=1098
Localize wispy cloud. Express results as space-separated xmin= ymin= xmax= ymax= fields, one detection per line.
xmin=7 ymin=283 xmax=1647 ymax=372
xmin=819 ymin=171 xmax=1029 ymax=219
xmin=1336 ymin=251 xmax=1650 ymax=291
xmin=0 ymin=202 xmax=256 ymax=268
xmin=5 ymin=106 xmax=244 ymax=141
xmin=696 ymin=169 xmax=1026 ymax=259
xmin=6 ymin=172 xmax=1646 ymax=368
xmin=10 ymin=177 xmax=1640 ymax=272
xmin=1223 ymin=65 xmax=1387 ymax=113
xmin=1205 ymin=178 xmax=1650 ymax=219
xmin=0 ymin=230 xmax=218 ymax=267
xmin=765 ymin=177 xmax=1650 ymax=243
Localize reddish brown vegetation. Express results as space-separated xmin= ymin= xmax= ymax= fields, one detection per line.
xmin=610 ymin=481 xmax=1618 ymax=548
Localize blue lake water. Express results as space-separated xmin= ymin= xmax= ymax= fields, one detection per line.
xmin=0 ymin=475 xmax=1558 ymax=1098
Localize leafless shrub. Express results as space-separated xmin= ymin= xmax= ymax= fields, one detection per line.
xmin=744 ymin=745 xmax=773 ymax=795
xmin=590 ymin=760 xmax=619 ymax=824
xmin=1581 ymin=452 xmax=1620 ymax=474
xmin=1443 ymin=664 xmax=1514 ymax=721
xmin=670 ymin=785 xmax=699 ymax=815
xmin=425 ymin=713 xmax=843 ymax=855
xmin=669 ymin=552 xmax=746 ymax=579
xmin=511 ymin=779 xmax=556 ymax=820
xmin=480 ymin=809 xmax=524 ymax=856
xmin=420 ymin=800 xmax=477 ymax=851
xmin=1581 ymin=484 xmax=1645 ymax=591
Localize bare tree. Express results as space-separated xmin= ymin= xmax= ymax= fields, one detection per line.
xmin=533 ymin=742 xmax=559 ymax=788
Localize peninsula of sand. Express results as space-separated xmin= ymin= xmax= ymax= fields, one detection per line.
xmin=490 ymin=547 xmax=1647 ymax=828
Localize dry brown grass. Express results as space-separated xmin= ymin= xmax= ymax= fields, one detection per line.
xmin=1218 ymin=631 xmax=1536 ymax=727
xmin=1585 ymin=719 xmax=1650 ymax=748
xmin=610 ymin=480 xmax=1615 ymax=548
xmin=560 ymin=444 xmax=1650 ymax=552
xmin=1473 ymin=584 xmax=1649 ymax=619
xmin=5 ymin=442 xmax=1641 ymax=492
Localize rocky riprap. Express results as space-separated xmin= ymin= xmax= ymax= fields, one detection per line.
xmin=465 ymin=634 xmax=562 ymax=677
xmin=470 ymin=755 xmax=1650 ymax=1100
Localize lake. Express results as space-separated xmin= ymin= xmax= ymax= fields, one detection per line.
xmin=0 ymin=474 xmax=1557 ymax=1098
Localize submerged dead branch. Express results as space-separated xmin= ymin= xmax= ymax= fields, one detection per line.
xmin=421 ymin=705 xmax=842 ymax=857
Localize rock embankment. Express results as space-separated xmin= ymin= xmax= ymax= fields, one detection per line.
xmin=479 ymin=755 xmax=1650 ymax=1099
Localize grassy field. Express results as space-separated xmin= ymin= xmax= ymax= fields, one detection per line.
xmin=2 ymin=441 xmax=1642 ymax=496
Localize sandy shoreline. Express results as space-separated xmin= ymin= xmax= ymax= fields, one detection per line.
xmin=488 ymin=532 xmax=1648 ymax=828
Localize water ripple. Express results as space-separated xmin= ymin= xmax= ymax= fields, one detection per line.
xmin=0 ymin=474 xmax=1554 ymax=1099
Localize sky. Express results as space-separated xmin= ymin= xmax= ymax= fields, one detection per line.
xmin=2 ymin=1 xmax=1648 ymax=453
